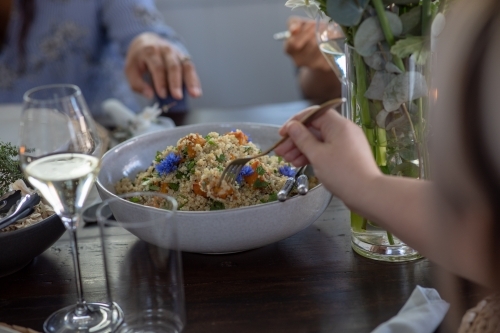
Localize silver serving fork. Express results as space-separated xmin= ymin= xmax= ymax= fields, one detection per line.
xmin=218 ymin=97 xmax=345 ymax=186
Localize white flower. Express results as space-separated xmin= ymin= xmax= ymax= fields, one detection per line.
xmin=285 ymin=0 xmax=321 ymax=19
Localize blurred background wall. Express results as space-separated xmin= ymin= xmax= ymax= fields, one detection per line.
xmin=155 ymin=0 xmax=305 ymax=109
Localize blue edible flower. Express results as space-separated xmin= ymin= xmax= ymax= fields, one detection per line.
xmin=236 ymin=165 xmax=254 ymax=184
xmin=279 ymin=165 xmax=296 ymax=178
xmin=155 ymin=152 xmax=181 ymax=176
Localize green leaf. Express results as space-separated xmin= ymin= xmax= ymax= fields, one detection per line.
xmin=0 ymin=142 xmax=25 ymax=196
xmin=175 ymin=171 xmax=185 ymax=179
xmin=364 ymin=71 xmax=396 ymax=101
xmin=267 ymin=192 xmax=278 ymax=202
xmin=253 ymin=179 xmax=269 ymax=189
xmin=216 ymin=154 xmax=226 ymax=163
xmin=149 ymin=185 xmax=160 ymax=191
xmin=168 ymin=183 xmax=180 ymax=191
xmin=383 ymin=0 xmax=419 ymax=5
xmin=326 ymin=0 xmax=370 ymax=27
xmin=186 ymin=160 xmax=196 ymax=174
xmin=390 ymin=162 xmax=419 ymax=178
xmin=400 ymin=6 xmax=422 ymax=35
xmin=243 ymin=146 xmax=253 ymax=154
xmin=256 ymin=165 xmax=266 ymax=176
xmin=383 ymin=72 xmax=428 ymax=111
xmin=390 ymin=36 xmax=425 ymax=59
xmin=209 ymin=201 xmax=225 ymax=211
xmin=129 ymin=197 xmax=141 ymax=203
xmin=354 ymin=12 xmax=403 ymax=57
xmin=155 ymin=151 xmax=163 ymax=163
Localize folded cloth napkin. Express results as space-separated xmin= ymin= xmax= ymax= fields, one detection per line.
xmin=372 ymin=285 xmax=450 ymax=333
xmin=0 ymin=323 xmax=39 ymax=333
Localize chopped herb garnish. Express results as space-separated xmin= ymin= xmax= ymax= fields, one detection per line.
xmin=256 ymin=165 xmax=266 ymax=175
xmin=260 ymin=192 xmax=278 ymax=203
xmin=207 ymin=139 xmax=216 ymax=146
xmin=182 ymin=146 xmax=189 ymax=156
xmin=168 ymin=183 xmax=180 ymax=191
xmin=278 ymin=156 xmax=283 ymax=163
xmin=209 ymin=201 xmax=225 ymax=210
xmin=268 ymin=192 xmax=278 ymax=202
xmin=178 ymin=203 xmax=186 ymax=209
xmin=175 ymin=171 xmax=185 ymax=179
xmin=155 ymin=151 xmax=163 ymax=163
xmin=129 ymin=197 xmax=141 ymax=203
xmin=216 ymin=154 xmax=226 ymax=163
xmin=186 ymin=160 xmax=196 ymax=174
xmin=217 ymin=166 xmax=224 ymax=172
xmin=243 ymin=146 xmax=253 ymax=154
xmin=204 ymin=134 xmax=211 ymax=140
xmin=149 ymin=185 xmax=160 ymax=191
xmin=253 ymin=179 xmax=269 ymax=189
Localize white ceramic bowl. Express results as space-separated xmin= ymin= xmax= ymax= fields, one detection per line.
xmin=96 ymin=122 xmax=332 ymax=253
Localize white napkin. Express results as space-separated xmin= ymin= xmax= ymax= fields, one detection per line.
xmin=372 ymin=286 xmax=450 ymax=333
xmin=101 ymin=99 xmax=175 ymax=136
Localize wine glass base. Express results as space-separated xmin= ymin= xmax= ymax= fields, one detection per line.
xmin=43 ymin=302 xmax=123 ymax=333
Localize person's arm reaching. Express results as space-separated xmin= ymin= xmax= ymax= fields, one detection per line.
xmin=275 ymin=108 xmax=494 ymax=288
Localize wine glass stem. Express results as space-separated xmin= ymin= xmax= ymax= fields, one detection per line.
xmin=65 ymin=217 xmax=88 ymax=316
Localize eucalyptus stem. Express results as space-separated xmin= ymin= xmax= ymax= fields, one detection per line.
xmin=371 ymin=0 xmax=405 ymax=72
xmin=421 ymin=0 xmax=432 ymax=36
xmin=401 ymin=103 xmax=422 ymax=178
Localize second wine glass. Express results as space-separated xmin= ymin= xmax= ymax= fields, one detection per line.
xmin=18 ymin=84 xmax=122 ymax=333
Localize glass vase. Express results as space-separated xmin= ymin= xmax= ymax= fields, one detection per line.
xmin=344 ymin=44 xmax=429 ymax=262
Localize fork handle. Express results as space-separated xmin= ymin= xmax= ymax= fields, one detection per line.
xmin=263 ymin=97 xmax=345 ymax=155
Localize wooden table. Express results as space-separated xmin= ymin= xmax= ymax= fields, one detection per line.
xmin=0 ymin=197 xmax=434 ymax=333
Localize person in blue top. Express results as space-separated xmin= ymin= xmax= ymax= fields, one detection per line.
xmin=0 ymin=0 xmax=202 ymax=125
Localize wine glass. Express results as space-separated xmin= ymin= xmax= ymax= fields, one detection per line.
xmin=18 ymin=84 xmax=121 ymax=333
xmin=315 ymin=13 xmax=347 ymax=84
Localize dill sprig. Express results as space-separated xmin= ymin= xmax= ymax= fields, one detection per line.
xmin=0 ymin=142 xmax=25 ymax=196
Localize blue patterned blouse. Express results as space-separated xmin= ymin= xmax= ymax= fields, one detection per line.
xmin=0 ymin=0 xmax=188 ymax=117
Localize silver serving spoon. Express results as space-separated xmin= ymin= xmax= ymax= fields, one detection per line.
xmin=0 ymin=193 xmax=41 ymax=230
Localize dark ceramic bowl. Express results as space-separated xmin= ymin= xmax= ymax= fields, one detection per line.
xmin=0 ymin=214 xmax=65 ymax=277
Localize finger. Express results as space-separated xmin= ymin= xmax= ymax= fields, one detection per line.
xmin=310 ymin=109 xmax=346 ymax=142
xmin=182 ymin=60 xmax=202 ymax=98
xmin=143 ymin=47 xmax=168 ymax=98
xmin=279 ymin=105 xmax=319 ymax=136
xmin=282 ymin=145 xmax=303 ymax=163
xmin=290 ymin=154 xmax=310 ymax=167
xmin=286 ymin=120 xmax=322 ymax=163
xmin=274 ymin=136 xmax=296 ymax=156
xmin=125 ymin=62 xmax=154 ymax=99
xmin=163 ymin=49 xmax=183 ymax=100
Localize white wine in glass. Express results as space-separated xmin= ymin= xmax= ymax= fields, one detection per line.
xmin=19 ymin=84 xmax=122 ymax=333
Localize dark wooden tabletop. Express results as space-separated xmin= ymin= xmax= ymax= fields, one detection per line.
xmin=0 ymin=197 xmax=434 ymax=333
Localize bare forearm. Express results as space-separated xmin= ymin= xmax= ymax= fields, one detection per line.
xmin=298 ymin=67 xmax=341 ymax=104
xmin=343 ymin=175 xmax=492 ymax=286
